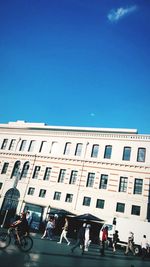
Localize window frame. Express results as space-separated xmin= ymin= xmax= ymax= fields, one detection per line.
xmin=91 ymin=144 xmax=99 ymax=158
xmin=99 ymin=174 xmax=108 ymax=189
xmin=116 ymin=202 xmax=125 ymax=213
xmin=83 ymin=196 xmax=91 ymax=206
xmin=122 ymin=147 xmax=131 ymax=161
xmin=104 ymin=145 xmax=112 ymax=159
xmin=86 ymin=172 xmax=95 ymax=187
xmin=137 ymin=148 xmax=146 ymax=162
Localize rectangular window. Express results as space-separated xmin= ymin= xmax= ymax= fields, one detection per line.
xmin=27 ymin=187 xmax=35 ymax=195
xmin=75 ymin=143 xmax=83 ymax=156
xmin=64 ymin=142 xmax=71 ymax=155
xmin=91 ymin=144 xmax=99 ymax=158
xmin=131 ymin=205 xmax=140 ymax=216
xmin=1 ymin=162 xmax=9 ymax=174
xmin=137 ymin=148 xmax=146 ymax=162
xmin=0 ymin=182 xmax=3 ymax=190
xmin=9 ymin=139 xmax=16 ymax=151
xmin=32 ymin=166 xmax=40 ymax=179
xmin=86 ymin=172 xmax=95 ymax=187
xmin=53 ymin=191 xmax=61 ymax=200
xmin=96 ymin=199 xmax=105 ymax=209
xmin=83 ymin=196 xmax=91 ymax=206
xmin=99 ymin=174 xmax=108 ymax=189
xmin=116 ymin=202 xmax=125 ymax=213
xmin=50 ymin=141 xmax=58 ymax=154
xmin=19 ymin=140 xmax=27 ymax=151
xmin=134 ymin=179 xmax=143 ymax=194
xmin=28 ymin=140 xmax=35 ymax=152
xmin=39 ymin=189 xmax=46 ymax=198
xmin=65 ymin=193 xmax=73 ymax=203
xmin=69 ymin=170 xmax=78 ymax=184
xmin=104 ymin=145 xmax=112 ymax=159
xmin=58 ymin=169 xmax=66 ymax=183
xmin=1 ymin=139 xmax=8 ymax=150
xmin=43 ymin=167 xmax=52 ymax=180
xmin=119 ymin=177 xmax=128 ymax=192
xmin=122 ymin=147 xmax=131 ymax=161
xmin=39 ymin=141 xmax=47 ymax=153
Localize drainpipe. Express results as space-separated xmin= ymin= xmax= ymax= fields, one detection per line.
xmin=74 ymin=142 xmax=89 ymax=211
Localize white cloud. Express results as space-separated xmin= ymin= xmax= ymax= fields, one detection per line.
xmin=108 ymin=5 xmax=137 ymax=22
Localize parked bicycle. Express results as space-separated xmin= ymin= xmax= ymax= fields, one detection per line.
xmin=0 ymin=227 xmax=33 ymax=252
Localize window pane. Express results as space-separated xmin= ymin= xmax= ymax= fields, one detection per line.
xmin=69 ymin=170 xmax=78 ymax=184
xmin=137 ymin=148 xmax=146 ymax=162
xmin=1 ymin=162 xmax=9 ymax=174
xmin=134 ymin=179 xmax=143 ymax=194
xmin=50 ymin=142 xmax=59 ymax=154
xmin=116 ymin=202 xmax=125 ymax=213
xmin=91 ymin=145 xmax=99 ymax=158
xmin=104 ymin=145 xmax=112 ymax=159
xmin=19 ymin=140 xmax=27 ymax=151
xmin=32 ymin=166 xmax=40 ymax=179
xmin=1 ymin=139 xmax=8 ymax=150
xmin=96 ymin=199 xmax=105 ymax=209
xmin=9 ymin=139 xmax=16 ymax=151
xmin=28 ymin=187 xmax=35 ymax=195
xmin=20 ymin=162 xmax=29 ymax=178
xmin=83 ymin=196 xmax=91 ymax=206
xmin=53 ymin=191 xmax=61 ymax=200
xmin=119 ymin=177 xmax=128 ymax=192
xmin=75 ymin=143 xmax=83 ymax=156
xmin=122 ymin=147 xmax=131 ymax=161
xmin=43 ymin=167 xmax=52 ymax=180
xmin=65 ymin=193 xmax=73 ymax=203
xmin=39 ymin=189 xmax=46 ymax=198
xmin=28 ymin=140 xmax=35 ymax=152
xmin=58 ymin=169 xmax=66 ymax=183
xmin=131 ymin=205 xmax=140 ymax=216
xmin=99 ymin=174 xmax=108 ymax=189
xmin=39 ymin=141 xmax=47 ymax=153
xmin=64 ymin=142 xmax=71 ymax=155
xmin=86 ymin=172 xmax=95 ymax=187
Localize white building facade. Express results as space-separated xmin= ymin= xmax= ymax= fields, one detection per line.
xmin=0 ymin=120 xmax=150 ymax=228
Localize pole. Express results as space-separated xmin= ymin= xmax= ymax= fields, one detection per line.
xmin=74 ymin=142 xmax=89 ymax=210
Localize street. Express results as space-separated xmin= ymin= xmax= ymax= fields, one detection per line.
xmin=0 ymin=233 xmax=149 ymax=267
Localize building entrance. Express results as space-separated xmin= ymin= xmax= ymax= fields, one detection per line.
xmin=0 ymin=188 xmax=20 ymax=227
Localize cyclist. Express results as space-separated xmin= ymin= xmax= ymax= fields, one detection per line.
xmin=10 ymin=211 xmax=29 ymax=244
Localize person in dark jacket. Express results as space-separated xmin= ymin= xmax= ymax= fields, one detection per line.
xmin=112 ymin=230 xmax=119 ymax=252
xmin=71 ymin=223 xmax=86 ymax=254
xmin=10 ymin=212 xmax=29 ymax=244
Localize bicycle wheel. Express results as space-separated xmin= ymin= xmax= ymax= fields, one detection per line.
xmin=0 ymin=232 xmax=11 ymax=249
xmin=19 ymin=236 xmax=33 ymax=252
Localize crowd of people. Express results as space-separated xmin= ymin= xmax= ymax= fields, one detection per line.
xmin=9 ymin=212 xmax=150 ymax=260
xmin=40 ymin=216 xmax=149 ymax=260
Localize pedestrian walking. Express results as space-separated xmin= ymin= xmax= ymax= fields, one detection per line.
xmin=112 ymin=230 xmax=119 ymax=253
xmin=41 ymin=217 xmax=55 ymax=240
xmin=57 ymin=217 xmax=70 ymax=245
xmin=100 ymin=226 xmax=108 ymax=256
xmin=84 ymin=224 xmax=91 ymax=251
xmin=125 ymin=232 xmax=135 ymax=255
xmin=141 ymin=234 xmax=149 ymax=260
xmin=71 ymin=223 xmax=86 ymax=255
xmin=26 ymin=211 xmax=33 ymax=229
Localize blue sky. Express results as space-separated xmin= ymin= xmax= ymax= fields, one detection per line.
xmin=0 ymin=0 xmax=150 ymax=133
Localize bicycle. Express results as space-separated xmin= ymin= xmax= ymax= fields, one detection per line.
xmin=0 ymin=227 xmax=33 ymax=252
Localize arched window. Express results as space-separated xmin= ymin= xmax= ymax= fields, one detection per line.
xmin=20 ymin=161 xmax=29 ymax=179
xmin=11 ymin=161 xmax=21 ymax=178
